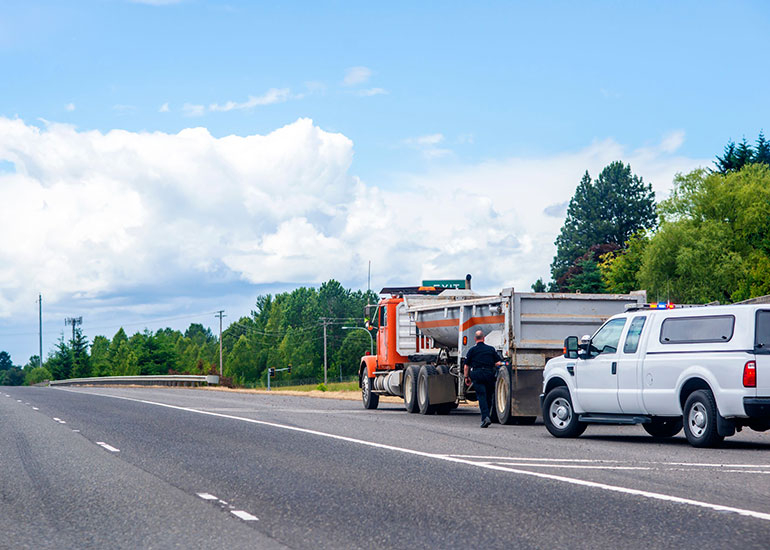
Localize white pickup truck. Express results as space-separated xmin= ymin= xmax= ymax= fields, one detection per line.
xmin=540 ymin=303 xmax=770 ymax=447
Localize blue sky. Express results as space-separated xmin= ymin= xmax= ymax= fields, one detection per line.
xmin=1 ymin=0 xmax=768 ymax=365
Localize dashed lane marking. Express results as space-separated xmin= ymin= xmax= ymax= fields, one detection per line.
xmin=53 ymin=417 xmax=67 ymax=424
xmin=231 ymin=510 xmax=259 ymax=521
xmin=197 ymin=493 xmax=218 ymax=500
xmin=32 ymin=407 xmax=39 ymax=410
xmin=56 ymin=388 xmax=770 ymax=524
xmin=96 ymin=442 xmax=120 ymax=452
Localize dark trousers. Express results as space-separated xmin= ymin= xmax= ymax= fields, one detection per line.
xmin=470 ymin=368 xmax=496 ymax=420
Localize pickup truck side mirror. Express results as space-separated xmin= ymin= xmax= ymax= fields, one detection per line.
xmin=564 ymin=336 xmax=579 ymax=359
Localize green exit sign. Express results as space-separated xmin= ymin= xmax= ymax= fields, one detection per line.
xmin=422 ymin=279 xmax=466 ymax=289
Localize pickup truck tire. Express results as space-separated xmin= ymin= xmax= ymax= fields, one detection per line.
xmin=683 ymin=390 xmax=724 ymax=447
xmin=494 ymin=365 xmax=514 ymax=425
xmin=403 ymin=365 xmax=420 ymax=413
xmin=361 ymin=371 xmax=379 ymax=410
xmin=417 ymin=365 xmax=437 ymax=415
xmin=642 ymin=417 xmax=682 ymax=438
xmin=543 ymin=387 xmax=586 ymax=438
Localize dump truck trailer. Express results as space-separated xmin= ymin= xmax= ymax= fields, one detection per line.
xmin=358 ymin=276 xmax=646 ymax=423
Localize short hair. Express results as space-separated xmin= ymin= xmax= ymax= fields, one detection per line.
xmin=475 ymin=330 xmax=484 ymax=341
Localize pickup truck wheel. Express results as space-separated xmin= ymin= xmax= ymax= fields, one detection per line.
xmin=403 ymin=365 xmax=420 ymax=413
xmin=417 ymin=365 xmax=437 ymax=415
xmin=683 ymin=390 xmax=724 ymax=447
xmin=543 ymin=387 xmax=586 ymax=438
xmin=494 ymin=365 xmax=514 ymax=425
xmin=361 ymin=372 xmax=379 ymax=410
xmin=642 ymin=417 xmax=682 ymax=438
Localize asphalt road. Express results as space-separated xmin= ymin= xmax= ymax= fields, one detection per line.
xmin=2 ymin=386 xmax=770 ymax=550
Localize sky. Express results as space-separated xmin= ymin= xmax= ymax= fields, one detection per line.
xmin=1 ymin=0 xmax=769 ymax=365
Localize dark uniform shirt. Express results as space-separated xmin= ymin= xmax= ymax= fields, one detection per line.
xmin=465 ymin=342 xmax=502 ymax=371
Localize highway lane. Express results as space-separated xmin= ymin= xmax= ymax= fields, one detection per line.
xmin=2 ymin=386 xmax=770 ymax=549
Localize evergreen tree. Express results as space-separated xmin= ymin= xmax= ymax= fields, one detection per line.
xmin=551 ymin=162 xmax=655 ymax=289
xmin=0 ymin=351 xmax=12 ymax=371
xmin=48 ymin=335 xmax=73 ymax=380
xmin=71 ymin=328 xmax=91 ymax=378
xmin=734 ymin=137 xmax=754 ymax=169
xmin=756 ymin=131 xmax=770 ymax=165
xmin=714 ymin=140 xmax=738 ymax=173
xmin=531 ymin=278 xmax=547 ymax=292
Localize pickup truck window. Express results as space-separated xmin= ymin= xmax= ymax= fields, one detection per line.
xmin=756 ymin=310 xmax=770 ymax=352
xmin=590 ymin=318 xmax=626 ymax=356
xmin=623 ymin=316 xmax=647 ymax=353
xmin=660 ymin=315 xmax=735 ymax=344
xmin=379 ymin=306 xmax=387 ymax=327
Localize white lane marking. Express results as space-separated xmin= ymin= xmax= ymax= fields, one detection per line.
xmin=25 ymin=402 xmax=30 ymax=405
xmin=489 ymin=462 xmax=652 ymax=471
xmin=96 ymin=442 xmax=120 ymax=452
xmin=55 ymin=388 xmax=770 ymax=523
xmin=32 ymin=407 xmax=39 ymax=410
xmin=72 ymin=429 xmax=80 ymax=433
xmin=452 ymin=455 xmax=770 ymax=470
xmin=53 ymin=417 xmax=67 ymax=424
xmin=17 ymin=399 xmax=22 ymax=402
xmin=231 ymin=510 xmax=258 ymax=521
xmin=218 ymin=499 xmax=228 ymax=505
xmin=197 ymin=493 xmax=218 ymax=500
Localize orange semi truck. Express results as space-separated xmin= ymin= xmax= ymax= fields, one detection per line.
xmin=358 ymin=275 xmax=646 ymax=423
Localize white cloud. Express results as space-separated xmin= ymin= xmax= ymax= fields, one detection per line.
xmin=159 ymin=102 xmax=170 ymax=113
xmin=343 ymin=66 xmax=371 ymax=86
xmin=65 ymin=103 xmax=75 ymax=112
xmin=209 ymin=88 xmax=291 ymax=112
xmin=356 ymin=88 xmax=388 ymax=97
xmin=404 ymin=133 xmax=452 ymax=159
xmin=182 ymin=103 xmax=205 ymax=117
xmin=0 ymin=118 xmax=707 ymax=323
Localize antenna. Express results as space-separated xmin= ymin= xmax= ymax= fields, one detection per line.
xmin=64 ymin=316 xmax=82 ymax=343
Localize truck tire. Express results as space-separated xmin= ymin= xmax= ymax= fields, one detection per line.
xmin=495 ymin=365 xmax=514 ymax=425
xmin=417 ymin=365 xmax=437 ymax=415
xmin=403 ymin=365 xmax=420 ymax=413
xmin=361 ymin=370 xmax=379 ymax=410
xmin=683 ymin=390 xmax=724 ymax=447
xmin=542 ymin=386 xmax=586 ymax=438
xmin=642 ymin=417 xmax=682 ymax=438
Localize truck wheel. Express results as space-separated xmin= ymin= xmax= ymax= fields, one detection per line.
xmin=495 ymin=365 xmax=514 ymax=425
xmin=683 ymin=390 xmax=724 ymax=447
xmin=361 ymin=371 xmax=379 ymax=410
xmin=403 ymin=365 xmax=420 ymax=413
xmin=543 ymin=387 xmax=586 ymax=438
xmin=643 ymin=417 xmax=682 ymax=438
xmin=418 ymin=365 xmax=437 ymax=415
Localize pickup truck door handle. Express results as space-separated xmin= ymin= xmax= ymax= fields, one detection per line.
xmin=611 ymin=361 xmax=617 ymax=375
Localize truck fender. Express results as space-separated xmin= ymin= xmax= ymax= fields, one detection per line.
xmin=359 ymin=356 xmax=378 ymax=386
xmin=675 ymin=366 xmax=722 ymax=414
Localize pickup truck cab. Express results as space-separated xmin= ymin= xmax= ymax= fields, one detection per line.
xmin=541 ymin=303 xmax=770 ymax=447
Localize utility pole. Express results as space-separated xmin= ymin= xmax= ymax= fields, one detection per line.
xmin=367 ymin=260 xmax=371 ymax=294
xmin=64 ymin=316 xmax=82 ymax=344
xmin=320 ymin=317 xmax=330 ymax=385
xmin=215 ymin=310 xmax=226 ymax=376
xmin=38 ymin=294 xmax=43 ymax=367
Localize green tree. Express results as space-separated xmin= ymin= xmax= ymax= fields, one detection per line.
xmin=48 ymin=335 xmax=73 ymax=380
xmin=531 ymin=278 xmax=547 ymax=292
xmin=24 ymin=366 xmax=52 ymax=385
xmin=71 ymin=328 xmax=91 ymax=378
xmin=639 ymin=164 xmax=770 ymax=303
xmin=0 ymin=367 xmax=24 ymax=386
xmin=551 ymin=162 xmax=656 ymax=289
xmin=0 ymin=351 xmax=12 ymax=371
xmin=225 ymin=335 xmax=257 ymax=385
xmin=90 ymin=335 xmax=111 ymax=377
xmin=599 ymin=231 xmax=650 ymax=293
xmin=755 ymin=131 xmax=770 ymax=165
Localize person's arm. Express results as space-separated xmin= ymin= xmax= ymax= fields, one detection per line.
xmin=463 ymin=348 xmax=473 ymax=385
xmin=495 ymin=349 xmax=503 ymax=366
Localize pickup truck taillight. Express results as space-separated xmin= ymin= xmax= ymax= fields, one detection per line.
xmin=743 ymin=360 xmax=756 ymax=388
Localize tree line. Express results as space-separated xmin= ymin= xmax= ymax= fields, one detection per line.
xmin=538 ymin=131 xmax=770 ymax=305
xmin=1 ymin=280 xmax=377 ymax=387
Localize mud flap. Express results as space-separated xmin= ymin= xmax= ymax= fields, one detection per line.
xmin=428 ymin=373 xmax=457 ymax=405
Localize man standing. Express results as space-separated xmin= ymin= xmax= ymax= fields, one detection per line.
xmin=463 ymin=330 xmax=502 ymax=428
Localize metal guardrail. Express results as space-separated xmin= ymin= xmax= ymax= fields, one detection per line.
xmin=48 ymin=375 xmax=220 ymax=387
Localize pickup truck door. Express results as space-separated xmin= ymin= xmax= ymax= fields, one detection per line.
xmin=616 ymin=315 xmax=648 ymax=413
xmin=574 ymin=318 xmax=626 ymax=413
